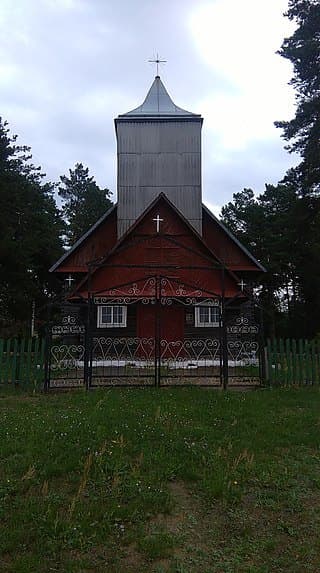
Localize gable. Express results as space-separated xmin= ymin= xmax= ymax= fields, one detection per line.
xmin=202 ymin=205 xmax=265 ymax=273
xmin=74 ymin=195 xmax=243 ymax=300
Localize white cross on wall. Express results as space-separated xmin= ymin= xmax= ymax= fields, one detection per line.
xmin=238 ymin=279 xmax=246 ymax=291
xmin=152 ymin=214 xmax=164 ymax=233
xmin=65 ymin=274 xmax=74 ymax=288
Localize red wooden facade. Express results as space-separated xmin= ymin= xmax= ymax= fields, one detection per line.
xmin=51 ymin=194 xmax=264 ymax=341
xmin=52 ymin=196 xmax=262 ymax=290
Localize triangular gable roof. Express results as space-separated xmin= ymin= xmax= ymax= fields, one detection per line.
xmin=50 ymin=196 xmax=265 ymax=276
xmin=71 ymin=193 xmax=245 ymax=299
xmin=91 ymin=192 xmax=225 ymax=271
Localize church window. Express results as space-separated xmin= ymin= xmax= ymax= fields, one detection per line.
xmin=195 ymin=306 xmax=220 ymax=327
xmin=97 ymin=306 xmax=127 ymax=328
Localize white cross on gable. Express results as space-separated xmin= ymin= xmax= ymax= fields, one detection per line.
xmin=152 ymin=214 xmax=164 ymax=233
xmin=238 ymin=279 xmax=246 ymax=291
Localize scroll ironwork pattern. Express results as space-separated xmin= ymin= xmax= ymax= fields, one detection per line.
xmin=50 ymin=344 xmax=85 ymax=370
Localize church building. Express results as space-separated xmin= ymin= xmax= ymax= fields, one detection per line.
xmin=49 ymin=75 xmax=265 ymax=387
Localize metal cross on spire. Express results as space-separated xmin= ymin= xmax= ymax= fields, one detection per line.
xmin=148 ymin=53 xmax=166 ymax=76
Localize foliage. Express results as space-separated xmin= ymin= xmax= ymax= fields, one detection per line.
xmin=221 ymin=183 xmax=302 ymax=337
xmin=0 ymin=387 xmax=320 ymax=572
xmin=58 ymin=163 xmax=113 ymax=246
xmin=230 ymin=0 xmax=320 ymax=337
xmin=275 ymin=0 xmax=320 ymax=195
xmin=0 ymin=118 xmax=64 ymax=335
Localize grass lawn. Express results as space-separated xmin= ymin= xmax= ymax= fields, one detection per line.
xmin=0 ymin=386 xmax=320 ymax=572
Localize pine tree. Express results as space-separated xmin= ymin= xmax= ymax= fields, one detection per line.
xmin=275 ymin=0 xmax=320 ymax=195
xmin=274 ymin=0 xmax=320 ymax=335
xmin=221 ymin=184 xmax=302 ymax=337
xmin=58 ymin=163 xmax=113 ymax=245
xmin=0 ymin=118 xmax=64 ymax=334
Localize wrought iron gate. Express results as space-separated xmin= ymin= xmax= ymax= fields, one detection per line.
xmin=45 ymin=302 xmax=88 ymax=390
xmin=44 ymin=292 xmax=263 ymax=389
xmin=88 ymin=335 xmax=156 ymax=387
xmin=225 ymin=305 xmax=262 ymax=387
xmin=157 ymin=297 xmax=222 ymax=387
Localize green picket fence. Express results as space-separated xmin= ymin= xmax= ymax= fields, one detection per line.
xmin=266 ymin=338 xmax=320 ymax=385
xmin=0 ymin=338 xmax=45 ymax=387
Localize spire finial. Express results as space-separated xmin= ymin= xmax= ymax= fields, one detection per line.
xmin=148 ymin=53 xmax=166 ymax=76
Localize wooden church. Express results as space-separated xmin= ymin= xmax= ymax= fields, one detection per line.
xmin=49 ymin=75 xmax=264 ymax=387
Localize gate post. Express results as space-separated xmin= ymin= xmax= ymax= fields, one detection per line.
xmin=155 ymin=275 xmax=161 ymax=387
xmin=44 ymin=326 xmax=51 ymax=392
xmin=84 ymin=297 xmax=92 ymax=391
xmin=259 ymin=306 xmax=265 ymax=384
xmin=43 ymin=303 xmax=52 ymax=392
xmin=85 ymin=267 xmax=93 ymax=391
xmin=221 ymin=268 xmax=228 ymax=390
xmin=221 ymin=297 xmax=228 ymax=390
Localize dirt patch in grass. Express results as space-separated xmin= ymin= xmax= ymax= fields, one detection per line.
xmin=131 ymin=480 xmax=320 ymax=573
xmin=120 ymin=543 xmax=146 ymax=572
xmin=149 ymin=481 xmax=198 ymax=534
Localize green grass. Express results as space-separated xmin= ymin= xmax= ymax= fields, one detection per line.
xmin=0 ymin=387 xmax=320 ymax=572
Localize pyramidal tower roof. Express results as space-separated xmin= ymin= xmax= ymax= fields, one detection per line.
xmin=118 ymin=76 xmax=201 ymax=119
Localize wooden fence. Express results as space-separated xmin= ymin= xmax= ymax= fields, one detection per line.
xmin=266 ymin=338 xmax=320 ymax=385
xmin=0 ymin=338 xmax=45 ymax=387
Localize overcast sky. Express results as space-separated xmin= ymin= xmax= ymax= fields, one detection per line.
xmin=0 ymin=0 xmax=299 ymax=215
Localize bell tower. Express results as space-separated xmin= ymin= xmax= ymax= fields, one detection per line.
xmin=115 ymin=76 xmax=203 ymax=237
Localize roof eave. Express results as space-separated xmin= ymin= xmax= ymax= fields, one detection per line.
xmin=202 ymin=204 xmax=267 ymax=273
xmin=50 ymin=204 xmax=117 ymax=273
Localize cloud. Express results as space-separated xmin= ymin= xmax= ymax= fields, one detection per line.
xmin=202 ymin=137 xmax=300 ymax=208
xmin=0 ymin=0 xmax=297 ymax=211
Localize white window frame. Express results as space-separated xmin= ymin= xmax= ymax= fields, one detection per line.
xmin=97 ymin=305 xmax=127 ymax=328
xmin=195 ymin=305 xmax=220 ymax=327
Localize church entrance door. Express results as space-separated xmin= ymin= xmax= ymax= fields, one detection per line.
xmin=137 ymin=304 xmax=185 ymax=352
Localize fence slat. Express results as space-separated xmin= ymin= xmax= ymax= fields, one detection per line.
xmin=311 ymin=340 xmax=318 ymax=385
xmin=4 ymin=339 xmax=11 ymax=383
xmin=279 ymin=339 xmax=285 ymax=385
xmin=273 ymin=338 xmax=279 ymax=385
xmin=285 ymin=339 xmax=292 ymax=386
xmin=267 ymin=339 xmax=272 ymax=383
xmin=305 ymin=340 xmax=312 ymax=385
xmin=40 ymin=338 xmax=45 ymax=383
xmin=33 ymin=338 xmax=39 ymax=386
xmin=298 ymin=339 xmax=304 ymax=385
xmin=0 ymin=339 xmax=3 ymax=384
xmin=11 ymin=339 xmax=18 ymax=384
xmin=19 ymin=338 xmax=26 ymax=384
xmin=25 ymin=338 xmax=32 ymax=384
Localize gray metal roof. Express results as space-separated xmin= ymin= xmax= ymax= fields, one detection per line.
xmin=119 ymin=76 xmax=200 ymax=118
